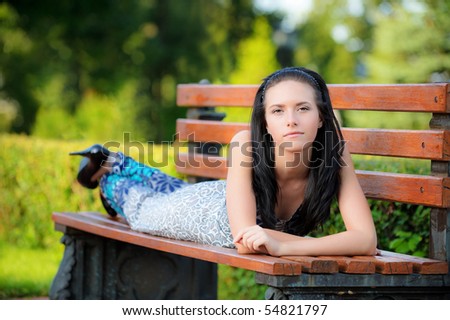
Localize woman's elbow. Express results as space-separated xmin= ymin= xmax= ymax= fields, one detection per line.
xmin=350 ymin=229 xmax=377 ymax=255
xmin=361 ymin=231 xmax=378 ymax=255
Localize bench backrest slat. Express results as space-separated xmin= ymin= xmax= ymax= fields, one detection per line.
xmin=177 ymin=119 xmax=450 ymax=160
xmin=175 ymin=152 xmax=449 ymax=208
xmin=177 ymin=84 xmax=449 ymax=112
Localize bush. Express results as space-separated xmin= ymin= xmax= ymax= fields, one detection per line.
xmin=0 ymin=134 xmax=102 ymax=248
xmin=218 ymin=265 xmax=267 ymax=300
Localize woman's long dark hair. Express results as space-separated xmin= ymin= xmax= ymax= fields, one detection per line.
xmin=251 ymin=66 xmax=345 ymax=236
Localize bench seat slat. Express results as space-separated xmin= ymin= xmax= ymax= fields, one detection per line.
xmin=177 ymin=83 xmax=449 ymax=112
xmin=279 ymin=256 xmax=339 ymax=274
xmin=175 ymin=152 xmax=449 ymax=207
xmin=176 ymin=119 xmax=450 ymax=160
xmin=281 ymin=254 xmax=447 ymax=275
xmin=52 ymin=211 xmax=303 ymax=276
xmin=351 ymin=256 xmax=414 ymax=274
xmin=378 ymin=250 xmax=449 ymax=274
xmin=317 ymin=256 xmax=376 ymax=274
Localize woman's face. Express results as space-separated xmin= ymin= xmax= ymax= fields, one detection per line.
xmin=264 ymin=80 xmax=322 ymax=154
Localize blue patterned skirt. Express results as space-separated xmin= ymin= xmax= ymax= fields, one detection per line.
xmin=99 ymin=152 xmax=235 ymax=248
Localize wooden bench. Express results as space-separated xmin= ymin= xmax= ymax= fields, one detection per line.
xmin=50 ymin=82 xmax=450 ymax=299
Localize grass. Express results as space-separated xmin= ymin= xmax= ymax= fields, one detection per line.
xmin=0 ymin=243 xmax=63 ymax=299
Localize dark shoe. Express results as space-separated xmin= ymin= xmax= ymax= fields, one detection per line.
xmin=70 ymin=144 xmax=110 ymax=189
xmin=100 ymin=192 xmax=118 ymax=217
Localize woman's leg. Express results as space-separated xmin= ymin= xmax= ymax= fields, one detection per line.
xmin=99 ymin=152 xmax=187 ymax=217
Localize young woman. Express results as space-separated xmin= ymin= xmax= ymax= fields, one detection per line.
xmin=71 ymin=67 xmax=377 ymax=257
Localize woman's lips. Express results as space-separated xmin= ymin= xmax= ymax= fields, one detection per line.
xmin=283 ymin=131 xmax=304 ymax=137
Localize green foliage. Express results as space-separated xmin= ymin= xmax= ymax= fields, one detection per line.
xmin=3 ymin=0 xmax=450 ymax=143
xmin=291 ymin=0 xmax=449 ymax=86
xmin=1 ymin=0 xmax=257 ymax=141
xmin=229 ymin=17 xmax=280 ymax=85
xmin=352 ymin=155 xmax=430 ymax=175
xmin=0 ymin=3 xmax=38 ymax=134
xmin=293 ymin=0 xmax=370 ymax=83
xmin=366 ymin=0 xmax=450 ymax=83
xmin=0 ymin=99 xmax=18 ymax=132
xmin=218 ymin=265 xmax=267 ymax=300
xmin=372 ymin=202 xmax=429 ymax=257
xmin=342 ymin=110 xmax=432 ymax=130
xmin=0 ymin=134 xmax=181 ymax=249
xmin=389 ymin=231 xmax=424 ymax=256
xmin=218 ymin=16 xmax=280 ymax=124
xmin=0 ymin=134 xmax=103 ymax=248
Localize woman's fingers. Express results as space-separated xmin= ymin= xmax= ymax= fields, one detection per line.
xmin=235 ymin=225 xmax=270 ymax=253
xmin=238 ymin=226 xmax=261 ymax=246
xmin=235 ymin=226 xmax=282 ymax=256
xmin=234 ymin=225 xmax=259 ymax=243
xmin=250 ymin=237 xmax=265 ymax=251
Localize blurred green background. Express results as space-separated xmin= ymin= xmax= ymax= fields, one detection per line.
xmin=0 ymin=0 xmax=449 ymax=299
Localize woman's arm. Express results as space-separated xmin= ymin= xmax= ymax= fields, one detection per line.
xmin=332 ymin=145 xmax=378 ymax=255
xmin=226 ymin=130 xmax=261 ymax=254
xmin=234 ymin=146 xmax=377 ymax=256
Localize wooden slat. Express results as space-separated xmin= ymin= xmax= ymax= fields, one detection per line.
xmin=52 ymin=212 xmax=303 ymax=276
xmin=175 ymin=152 xmax=449 ymax=207
xmin=330 ymin=84 xmax=449 ymax=112
xmin=176 ymin=119 xmax=248 ymax=145
xmin=378 ymin=250 xmax=448 ymax=275
xmin=175 ymin=153 xmax=227 ymax=180
xmin=319 ymin=256 xmax=376 ymax=274
xmin=351 ymin=256 xmax=414 ymax=275
xmin=343 ymin=128 xmax=450 ymax=160
xmin=280 ymin=256 xmax=339 ymax=273
xmin=177 ymin=83 xmax=449 ymax=112
xmin=176 ymin=119 xmax=450 ymax=160
xmin=177 ymin=84 xmax=257 ymax=108
xmin=357 ymin=171 xmax=449 ymax=208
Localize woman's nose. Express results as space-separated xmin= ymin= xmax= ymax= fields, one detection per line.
xmin=286 ymin=111 xmax=298 ymax=127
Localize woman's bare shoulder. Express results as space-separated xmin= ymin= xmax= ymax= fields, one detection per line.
xmin=228 ymin=130 xmax=252 ymax=167
xmin=230 ymin=129 xmax=251 ymax=144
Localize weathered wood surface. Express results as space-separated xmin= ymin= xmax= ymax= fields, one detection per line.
xmin=53 ymin=212 xmax=448 ymax=275
xmin=177 ymin=83 xmax=449 ymax=112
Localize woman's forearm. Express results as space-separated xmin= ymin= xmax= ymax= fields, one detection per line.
xmin=266 ymin=229 xmax=377 ymax=256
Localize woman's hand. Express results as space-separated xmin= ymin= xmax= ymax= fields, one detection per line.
xmin=234 ymin=225 xmax=282 ymax=256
